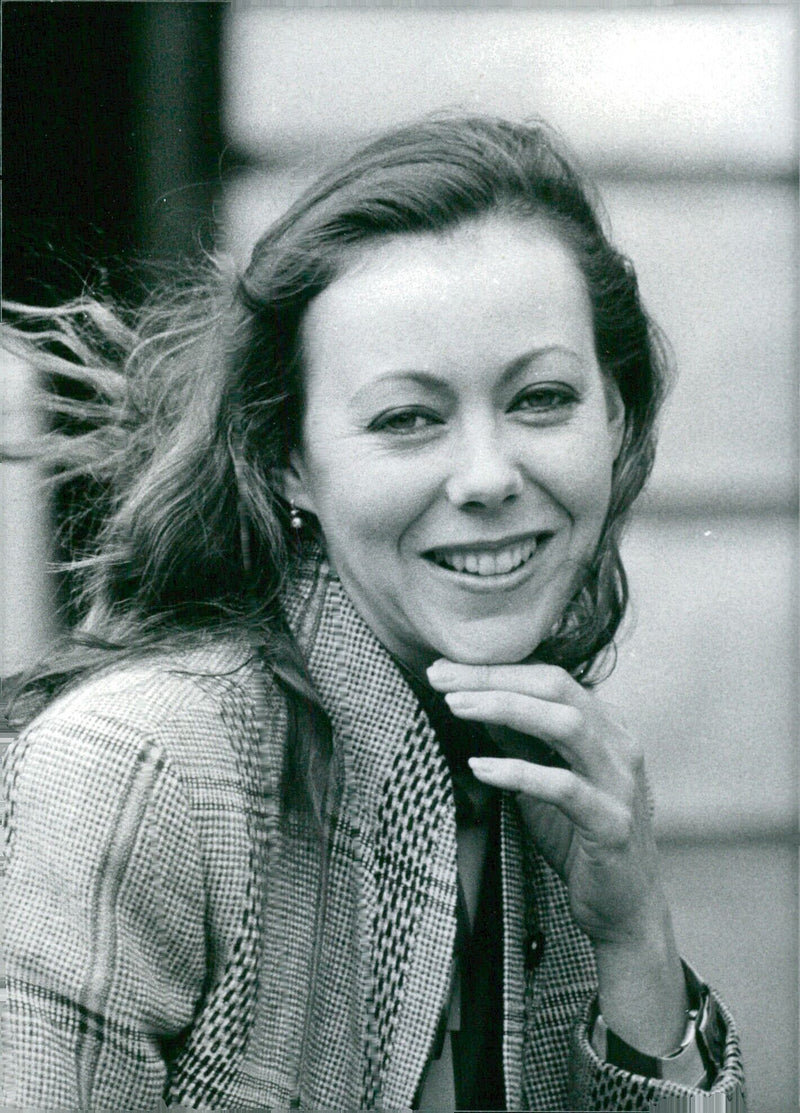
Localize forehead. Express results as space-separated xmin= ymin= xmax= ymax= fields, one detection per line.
xmin=300 ymin=214 xmax=595 ymax=382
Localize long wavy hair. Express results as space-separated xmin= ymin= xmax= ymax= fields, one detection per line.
xmin=3 ymin=114 xmax=671 ymax=816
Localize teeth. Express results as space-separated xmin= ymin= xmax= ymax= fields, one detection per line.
xmin=477 ymin=553 xmax=494 ymax=576
xmin=496 ymin=548 xmax=514 ymax=574
xmin=433 ymin=538 xmax=538 ymax=576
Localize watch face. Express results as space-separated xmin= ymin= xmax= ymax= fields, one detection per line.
xmin=696 ymin=987 xmax=726 ymax=1077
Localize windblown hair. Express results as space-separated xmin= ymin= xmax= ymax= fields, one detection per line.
xmin=3 ymin=114 xmax=671 ymax=814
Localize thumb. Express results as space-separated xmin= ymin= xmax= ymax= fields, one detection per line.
xmin=515 ymin=795 xmax=573 ymax=878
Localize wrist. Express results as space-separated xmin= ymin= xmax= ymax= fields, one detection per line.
xmin=594 ymin=916 xmax=688 ymax=1055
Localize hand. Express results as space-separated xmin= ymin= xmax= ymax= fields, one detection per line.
xmin=427 ymin=658 xmax=657 ymax=942
xmin=427 ymin=658 xmax=689 ymax=1054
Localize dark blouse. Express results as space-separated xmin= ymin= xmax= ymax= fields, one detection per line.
xmin=404 ymin=674 xmax=506 ymax=1111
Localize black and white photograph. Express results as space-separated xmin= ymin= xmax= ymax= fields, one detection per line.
xmin=1 ymin=4 xmax=796 ymax=1110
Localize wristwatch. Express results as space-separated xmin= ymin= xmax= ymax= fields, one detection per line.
xmin=591 ymin=968 xmax=725 ymax=1086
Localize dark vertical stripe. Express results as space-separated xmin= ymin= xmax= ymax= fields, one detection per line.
xmin=76 ymin=742 xmax=164 ymax=1106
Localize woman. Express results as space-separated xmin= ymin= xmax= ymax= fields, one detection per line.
xmin=2 ymin=116 xmax=745 ymax=1110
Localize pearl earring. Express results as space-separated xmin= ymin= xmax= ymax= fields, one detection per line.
xmin=289 ymin=501 xmax=303 ymax=530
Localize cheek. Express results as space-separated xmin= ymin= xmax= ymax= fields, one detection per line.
xmin=537 ymin=428 xmax=616 ymax=514
xmin=304 ymin=440 xmax=438 ymax=543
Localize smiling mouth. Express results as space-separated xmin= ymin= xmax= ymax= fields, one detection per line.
xmin=425 ymin=535 xmax=547 ymax=578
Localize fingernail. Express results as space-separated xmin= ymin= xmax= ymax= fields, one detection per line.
xmin=468 ymin=757 xmax=498 ymax=771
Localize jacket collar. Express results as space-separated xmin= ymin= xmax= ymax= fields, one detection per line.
xmin=283 ymin=548 xmax=460 ymax=1106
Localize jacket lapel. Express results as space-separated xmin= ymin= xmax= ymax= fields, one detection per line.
xmin=500 ymin=795 xmax=535 ymax=1111
xmin=285 ymin=555 xmax=459 ymax=1109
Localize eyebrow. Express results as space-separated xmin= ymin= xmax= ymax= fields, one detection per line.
xmin=501 ymin=345 xmax=584 ymax=381
xmin=349 ymin=346 xmax=585 ymax=404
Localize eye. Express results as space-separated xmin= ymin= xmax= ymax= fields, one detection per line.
xmin=510 ymin=384 xmax=579 ymax=417
xmin=368 ymin=407 xmax=443 ymax=435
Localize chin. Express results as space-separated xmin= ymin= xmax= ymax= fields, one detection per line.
xmin=434 ymin=627 xmax=544 ymax=667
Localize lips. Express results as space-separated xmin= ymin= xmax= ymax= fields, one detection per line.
xmin=425 ymin=534 xmax=545 ymax=578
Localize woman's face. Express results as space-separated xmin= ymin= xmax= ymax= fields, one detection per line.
xmin=284 ymin=214 xmax=624 ymax=670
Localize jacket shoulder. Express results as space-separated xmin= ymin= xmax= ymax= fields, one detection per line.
xmin=7 ymin=634 xmax=289 ymax=813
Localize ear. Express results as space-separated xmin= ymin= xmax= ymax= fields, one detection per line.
xmin=279 ymin=450 xmax=318 ymax=516
xmin=604 ymin=381 xmax=626 ymax=461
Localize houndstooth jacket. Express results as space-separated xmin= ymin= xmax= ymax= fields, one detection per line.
xmin=2 ymin=554 xmax=745 ymax=1111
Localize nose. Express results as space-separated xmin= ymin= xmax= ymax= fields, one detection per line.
xmin=444 ymin=424 xmax=524 ymax=511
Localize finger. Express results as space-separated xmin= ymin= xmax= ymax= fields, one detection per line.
xmin=445 ymin=688 xmax=598 ymax=775
xmin=468 ymin=756 xmax=626 ymax=843
xmin=427 ymin=659 xmax=587 ymax=707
